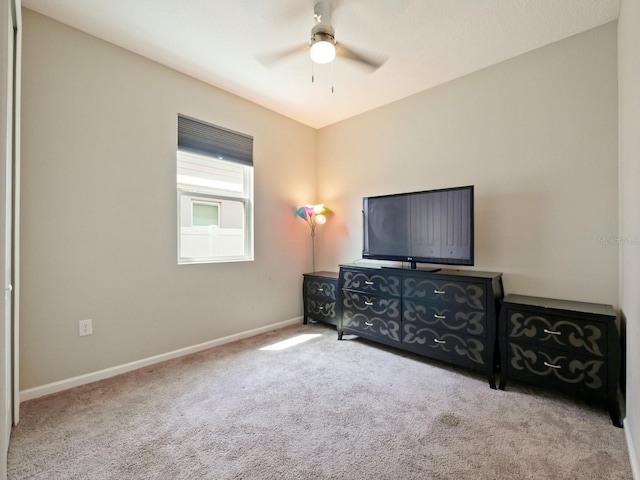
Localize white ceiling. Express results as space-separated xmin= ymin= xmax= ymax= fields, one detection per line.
xmin=22 ymin=0 xmax=620 ymax=129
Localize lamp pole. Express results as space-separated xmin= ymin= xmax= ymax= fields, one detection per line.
xmin=310 ymin=225 xmax=316 ymax=273
xmin=296 ymin=204 xmax=329 ymax=273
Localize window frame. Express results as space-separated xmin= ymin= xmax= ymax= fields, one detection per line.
xmin=176 ymin=115 xmax=254 ymax=265
xmin=177 ymin=166 xmax=254 ymax=264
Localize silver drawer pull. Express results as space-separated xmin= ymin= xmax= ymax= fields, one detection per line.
xmin=544 ymin=361 xmax=561 ymax=369
xmin=364 ymin=301 xmax=374 ymax=306
xmin=319 ymin=306 xmax=324 ymax=310
xmin=434 ymin=314 xmax=446 ymax=319
xmin=434 ymin=339 xmax=446 ymax=344
xmin=318 ymin=288 xmax=324 ymax=292
xmin=365 ymin=281 xmax=374 ymax=285
xmin=365 ymin=321 xmax=374 ymax=327
xmin=434 ymin=290 xmax=446 ymax=295
xmin=543 ymin=329 xmax=561 ymax=336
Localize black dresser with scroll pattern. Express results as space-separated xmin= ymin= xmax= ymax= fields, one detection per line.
xmin=498 ymin=294 xmax=622 ymax=427
xmin=338 ymin=264 xmax=503 ymax=388
xmin=303 ymin=271 xmax=339 ymax=327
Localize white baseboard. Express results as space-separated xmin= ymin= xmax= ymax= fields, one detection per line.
xmin=626 ymin=418 xmax=640 ymax=480
xmin=20 ymin=317 xmax=302 ymax=402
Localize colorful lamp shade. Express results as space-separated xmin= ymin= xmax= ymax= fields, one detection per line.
xmin=296 ymin=204 xmax=331 ymax=272
xmin=295 ymin=204 xmax=331 ymax=235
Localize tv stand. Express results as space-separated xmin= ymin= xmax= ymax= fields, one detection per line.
xmin=338 ymin=264 xmax=503 ymax=388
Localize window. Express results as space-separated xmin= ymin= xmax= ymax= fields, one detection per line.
xmin=192 ymin=201 xmax=220 ymax=227
xmin=177 ymin=115 xmax=254 ymax=264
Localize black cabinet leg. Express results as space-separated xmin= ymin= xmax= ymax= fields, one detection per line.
xmin=609 ymin=398 xmax=623 ymax=428
xmin=610 ymin=410 xmax=623 ymax=428
xmin=498 ymin=375 xmax=507 ymax=391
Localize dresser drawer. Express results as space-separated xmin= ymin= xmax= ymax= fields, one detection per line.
xmin=341 ymin=290 xmax=401 ymax=342
xmin=340 ymin=268 xmax=401 ymax=297
xmin=402 ymin=324 xmax=486 ymax=368
xmin=304 ymin=277 xmax=337 ymax=302
xmin=507 ymin=342 xmax=606 ymax=395
xmin=341 ymin=311 xmax=401 ymax=343
xmin=341 ymin=290 xmax=401 ymax=320
xmin=403 ymin=300 xmax=486 ymax=337
xmin=305 ymin=298 xmax=338 ymax=326
xmin=505 ymin=309 xmax=606 ymax=358
xmin=403 ymin=277 xmax=487 ymax=311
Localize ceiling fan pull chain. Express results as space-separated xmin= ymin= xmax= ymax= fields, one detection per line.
xmin=331 ymin=60 xmax=334 ymax=93
xmin=311 ymin=59 xmax=315 ymax=83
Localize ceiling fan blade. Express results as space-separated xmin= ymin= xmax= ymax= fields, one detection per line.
xmin=336 ymin=43 xmax=386 ymax=70
xmin=258 ymin=44 xmax=309 ymax=67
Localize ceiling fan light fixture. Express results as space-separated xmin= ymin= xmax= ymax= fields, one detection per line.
xmin=310 ymin=41 xmax=335 ymax=64
xmin=310 ymin=31 xmax=335 ymax=64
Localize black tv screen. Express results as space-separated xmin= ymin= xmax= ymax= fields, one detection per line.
xmin=363 ymin=185 xmax=474 ymax=268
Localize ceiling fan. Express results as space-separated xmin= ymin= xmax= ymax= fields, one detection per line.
xmin=260 ymin=0 xmax=386 ymax=71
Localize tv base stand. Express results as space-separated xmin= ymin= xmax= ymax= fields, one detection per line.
xmin=409 ymin=261 xmax=440 ymax=272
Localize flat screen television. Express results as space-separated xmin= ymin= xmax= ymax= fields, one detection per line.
xmin=362 ymin=185 xmax=474 ymax=269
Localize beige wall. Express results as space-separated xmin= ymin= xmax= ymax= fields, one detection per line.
xmin=317 ymin=23 xmax=619 ymax=309
xmin=20 ymin=10 xmax=317 ymax=390
xmin=619 ymin=0 xmax=640 ymax=473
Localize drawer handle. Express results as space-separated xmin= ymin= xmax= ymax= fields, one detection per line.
xmin=434 ymin=339 xmax=446 ymax=344
xmin=364 ymin=301 xmax=374 ymax=306
xmin=434 ymin=314 xmax=446 ymax=319
xmin=319 ymin=306 xmax=324 ymax=310
xmin=434 ymin=290 xmax=446 ymax=295
xmin=365 ymin=321 xmax=374 ymax=327
xmin=543 ymin=361 xmax=561 ymax=370
xmin=318 ymin=288 xmax=324 ymax=292
xmin=365 ymin=281 xmax=374 ymax=285
xmin=543 ymin=329 xmax=561 ymax=336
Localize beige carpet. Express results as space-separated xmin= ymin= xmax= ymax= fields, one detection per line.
xmin=8 ymin=323 xmax=632 ymax=479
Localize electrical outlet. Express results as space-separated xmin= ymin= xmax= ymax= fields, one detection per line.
xmin=79 ymin=319 xmax=93 ymax=336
